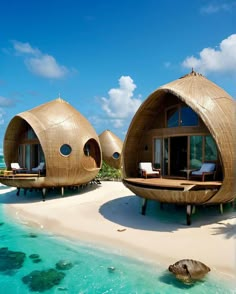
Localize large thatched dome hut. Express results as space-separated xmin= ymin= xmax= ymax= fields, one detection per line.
xmin=122 ymin=70 xmax=236 ymax=224
xmin=0 ymin=98 xmax=102 ymax=196
xmin=99 ymin=130 xmax=123 ymax=169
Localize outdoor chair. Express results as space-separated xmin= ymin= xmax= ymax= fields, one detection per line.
xmin=190 ymin=162 xmax=216 ymax=181
xmin=32 ymin=162 xmax=45 ymax=175
xmin=11 ymin=163 xmax=27 ymax=174
xmin=139 ymin=162 xmax=161 ymax=179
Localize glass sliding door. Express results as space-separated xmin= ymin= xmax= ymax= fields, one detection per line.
xmin=170 ymin=136 xmax=187 ymax=176
xmin=154 ymin=139 xmax=161 ymax=169
xmin=205 ymin=135 xmax=217 ymax=161
xmin=190 ymin=136 xmax=203 ymax=169
xmin=163 ymin=138 xmax=169 ymax=176
xmin=25 ymin=145 xmax=31 ymax=170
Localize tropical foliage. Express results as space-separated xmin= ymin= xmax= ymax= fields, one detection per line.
xmin=97 ymin=161 xmax=122 ymax=181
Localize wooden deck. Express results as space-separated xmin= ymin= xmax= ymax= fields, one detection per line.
xmin=0 ymin=173 xmax=41 ymax=180
xmin=123 ymin=177 xmax=222 ymax=191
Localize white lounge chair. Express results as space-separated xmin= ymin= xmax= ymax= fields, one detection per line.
xmin=11 ymin=162 xmax=27 ymax=173
xmin=139 ymin=162 xmax=161 ymax=179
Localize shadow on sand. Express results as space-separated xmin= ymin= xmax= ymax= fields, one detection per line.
xmin=99 ymin=194 xmax=236 ymax=235
xmin=1 ymin=183 xmax=235 ymax=237
xmin=0 ymin=183 xmax=101 ymax=204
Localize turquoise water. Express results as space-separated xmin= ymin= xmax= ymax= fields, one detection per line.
xmin=0 ymin=154 xmax=6 ymax=168
xmin=0 ymin=186 xmax=235 ymax=293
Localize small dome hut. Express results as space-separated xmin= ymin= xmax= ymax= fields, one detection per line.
xmin=99 ymin=130 xmax=123 ymax=169
xmin=0 ymin=98 xmax=102 ymax=196
xmin=122 ymin=70 xmax=236 ymax=224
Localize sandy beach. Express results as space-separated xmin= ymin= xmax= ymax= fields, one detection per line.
xmin=2 ymin=181 xmax=236 ymax=282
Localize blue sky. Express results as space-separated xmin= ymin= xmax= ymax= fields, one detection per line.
xmin=1 ymin=0 xmax=236 ymax=153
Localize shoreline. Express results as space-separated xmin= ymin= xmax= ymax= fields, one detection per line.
xmin=3 ymin=181 xmax=236 ymax=283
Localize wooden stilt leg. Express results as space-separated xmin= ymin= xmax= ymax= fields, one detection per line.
xmin=192 ymin=205 xmax=196 ymax=214
xmin=220 ymin=203 xmax=223 ymax=214
xmin=42 ymin=188 xmax=46 ymax=201
xmin=141 ymin=198 xmax=148 ymax=215
xmin=61 ymin=187 xmax=64 ymax=196
xmin=186 ymin=204 xmax=192 ymax=226
xmin=16 ymin=188 xmax=20 ymax=196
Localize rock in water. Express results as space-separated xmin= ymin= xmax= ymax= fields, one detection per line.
xmin=22 ymin=269 xmax=65 ymax=292
xmin=0 ymin=247 xmax=26 ymax=272
xmin=168 ymin=259 xmax=210 ymax=284
xmin=56 ymin=260 xmax=73 ymax=270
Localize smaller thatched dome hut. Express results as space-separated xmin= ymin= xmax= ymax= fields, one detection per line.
xmin=99 ymin=130 xmax=123 ymax=169
xmin=1 ymin=98 xmax=102 ymax=193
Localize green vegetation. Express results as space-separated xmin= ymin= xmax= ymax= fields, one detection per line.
xmin=97 ymin=161 xmax=122 ymax=181
xmin=0 ymin=169 xmax=5 ymax=175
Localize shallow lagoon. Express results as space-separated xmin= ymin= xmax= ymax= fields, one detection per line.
xmin=0 ymin=185 xmax=235 ymax=293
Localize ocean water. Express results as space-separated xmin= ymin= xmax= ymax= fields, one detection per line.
xmin=0 ymin=154 xmax=6 ymax=169
xmin=0 ymin=185 xmax=235 ymax=294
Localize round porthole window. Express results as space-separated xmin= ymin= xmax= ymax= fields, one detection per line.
xmin=60 ymin=144 xmax=72 ymax=156
xmin=112 ymin=152 xmax=120 ymax=159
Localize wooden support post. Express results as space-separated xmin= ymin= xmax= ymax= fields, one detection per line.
xmin=186 ymin=204 xmax=192 ymax=226
xmin=16 ymin=188 xmax=20 ymax=196
xmin=220 ymin=203 xmax=223 ymax=214
xmin=141 ymin=198 xmax=148 ymax=215
xmin=192 ymin=205 xmax=196 ymax=214
xmin=61 ymin=187 xmax=64 ymax=196
xmin=42 ymin=188 xmax=46 ymax=201
xmin=232 ymin=200 xmax=235 ymax=209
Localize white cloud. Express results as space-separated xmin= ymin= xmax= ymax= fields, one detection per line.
xmin=182 ymin=34 xmax=236 ymax=75
xmin=13 ymin=41 xmax=39 ymax=55
xmin=26 ymin=55 xmax=68 ymax=78
xmin=100 ymin=76 xmax=142 ymax=127
xmin=0 ymin=96 xmax=16 ymax=107
xmin=200 ymin=2 xmax=235 ymax=14
xmin=12 ymin=40 xmax=68 ymax=79
xmin=0 ymin=109 xmax=5 ymax=125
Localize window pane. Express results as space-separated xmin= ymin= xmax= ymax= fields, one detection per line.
xmin=167 ymin=107 xmax=179 ymax=127
xmin=25 ymin=145 xmax=31 ymax=169
xmin=205 ymin=136 xmax=217 ymax=161
xmin=154 ymin=139 xmax=161 ymax=169
xmin=163 ymin=138 xmax=168 ymax=176
xmin=190 ymin=136 xmax=202 ymax=169
xmin=27 ymin=126 xmax=37 ymax=139
xmin=181 ymin=106 xmax=198 ymax=126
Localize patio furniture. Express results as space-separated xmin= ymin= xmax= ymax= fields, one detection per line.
xmin=180 ymin=169 xmax=196 ymax=180
xmin=139 ymin=162 xmax=161 ymax=179
xmin=11 ymin=163 xmax=27 ymax=174
xmin=190 ymin=162 xmax=216 ymax=181
xmin=32 ymin=162 xmax=45 ymax=175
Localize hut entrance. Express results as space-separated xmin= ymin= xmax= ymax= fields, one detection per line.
xmin=170 ymin=136 xmax=187 ymax=177
xmin=82 ymin=139 xmax=101 ymax=169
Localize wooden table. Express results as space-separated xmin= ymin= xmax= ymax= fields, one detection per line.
xmin=180 ymin=169 xmax=195 ymax=180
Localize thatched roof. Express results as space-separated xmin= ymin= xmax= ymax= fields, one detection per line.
xmin=123 ymin=70 xmax=236 ymax=204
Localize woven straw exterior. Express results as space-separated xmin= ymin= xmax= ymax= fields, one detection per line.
xmin=2 ymin=98 xmax=102 ymax=188
xmin=123 ymin=71 xmax=236 ymax=204
xmin=99 ymin=130 xmax=123 ymax=169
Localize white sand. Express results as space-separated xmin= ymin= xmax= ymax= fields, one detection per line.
xmin=3 ymin=181 xmax=236 ymax=282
